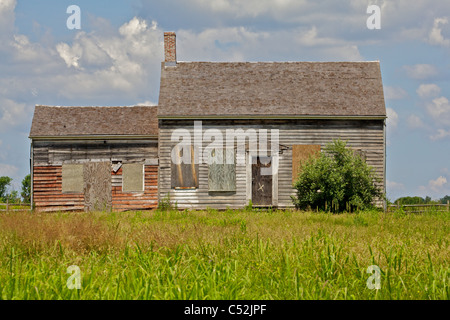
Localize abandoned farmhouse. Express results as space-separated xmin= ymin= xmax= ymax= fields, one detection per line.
xmin=29 ymin=32 xmax=387 ymax=212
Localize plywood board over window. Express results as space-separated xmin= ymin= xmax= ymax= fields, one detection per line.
xmin=292 ymin=145 xmax=321 ymax=184
xmin=122 ymin=163 xmax=144 ymax=192
xmin=62 ymin=164 xmax=84 ymax=193
xmin=83 ymin=162 xmax=112 ymax=212
xmin=208 ymin=148 xmax=236 ymax=192
xmin=171 ymin=144 xmax=199 ymax=189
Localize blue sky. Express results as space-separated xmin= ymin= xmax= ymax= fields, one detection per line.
xmin=0 ymin=0 xmax=449 ymax=201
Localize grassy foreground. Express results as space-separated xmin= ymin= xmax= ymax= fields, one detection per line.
xmin=0 ymin=208 xmax=448 ymax=300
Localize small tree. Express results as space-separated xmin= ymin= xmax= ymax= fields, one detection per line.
xmin=5 ymin=190 xmax=20 ymax=204
xmin=291 ymin=139 xmax=383 ymax=212
xmin=0 ymin=176 xmax=12 ymax=202
xmin=21 ymin=174 xmax=31 ymax=203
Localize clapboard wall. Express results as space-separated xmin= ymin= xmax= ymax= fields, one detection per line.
xmin=159 ymin=119 xmax=385 ymax=209
xmin=32 ymin=139 xmax=158 ymax=212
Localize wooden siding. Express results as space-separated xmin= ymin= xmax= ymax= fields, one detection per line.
xmin=33 ymin=166 xmax=84 ymax=212
xmin=33 ymin=165 xmax=158 ymax=212
xmin=33 ymin=140 xmax=158 ymax=166
xmin=158 ymin=119 xmax=385 ymax=209
xmin=32 ymin=139 xmax=158 ymax=212
xmin=112 ymin=166 xmax=158 ymax=211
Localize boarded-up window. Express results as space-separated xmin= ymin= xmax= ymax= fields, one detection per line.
xmin=292 ymin=145 xmax=321 ymax=183
xmin=171 ymin=144 xmax=199 ymax=189
xmin=122 ymin=164 xmax=144 ymax=192
xmin=62 ymin=164 xmax=84 ymax=193
xmin=208 ymin=148 xmax=236 ymax=192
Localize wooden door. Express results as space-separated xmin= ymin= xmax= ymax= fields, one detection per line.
xmin=252 ymin=156 xmax=272 ymax=206
xmin=83 ymin=162 xmax=112 ymax=212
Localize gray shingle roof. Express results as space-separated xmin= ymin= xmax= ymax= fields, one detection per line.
xmin=29 ymin=106 xmax=158 ymax=137
xmin=158 ymin=61 xmax=386 ymax=118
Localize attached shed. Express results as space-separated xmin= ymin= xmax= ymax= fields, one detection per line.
xmin=158 ymin=32 xmax=387 ymax=209
xmin=29 ymin=106 xmax=159 ymax=212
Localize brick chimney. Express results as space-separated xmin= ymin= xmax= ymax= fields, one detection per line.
xmin=164 ymin=32 xmax=176 ymax=64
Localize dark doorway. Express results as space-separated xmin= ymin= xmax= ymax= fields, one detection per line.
xmin=251 ymin=156 xmax=272 ymax=206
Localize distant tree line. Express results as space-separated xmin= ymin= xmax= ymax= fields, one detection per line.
xmin=0 ymin=174 xmax=30 ymax=204
xmin=393 ymin=195 xmax=450 ymax=205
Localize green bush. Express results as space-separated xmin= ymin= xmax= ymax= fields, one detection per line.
xmin=291 ymin=139 xmax=383 ymax=212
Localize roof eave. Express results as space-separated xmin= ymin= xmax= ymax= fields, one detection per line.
xmin=29 ymin=134 xmax=159 ymax=141
xmin=157 ymin=115 xmax=387 ymax=120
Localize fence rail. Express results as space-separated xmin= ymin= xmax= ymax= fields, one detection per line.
xmin=0 ymin=200 xmax=32 ymax=212
xmin=387 ymin=201 xmax=450 ymax=213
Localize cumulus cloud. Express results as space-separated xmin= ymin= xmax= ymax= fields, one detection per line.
xmin=384 ymin=86 xmax=408 ymax=100
xmin=0 ymin=0 xmax=15 ymax=40
xmin=430 ymin=129 xmax=450 ymax=141
xmin=428 ymin=17 xmax=450 ymax=47
xmin=403 ymin=64 xmax=438 ymax=80
xmin=387 ymin=180 xmax=405 ymax=190
xmin=428 ymin=176 xmax=448 ymax=192
xmin=0 ymin=98 xmax=28 ymax=132
xmin=0 ymin=14 xmax=164 ymax=107
xmin=177 ymin=26 xmax=363 ymax=62
xmin=417 ymin=84 xmax=441 ymax=98
xmin=386 ymin=108 xmax=399 ymax=130
xmin=0 ymin=163 xmax=19 ymax=177
xmin=426 ymin=96 xmax=450 ymax=126
xmin=418 ymin=176 xmax=449 ymax=196
xmin=407 ymin=114 xmax=425 ymax=129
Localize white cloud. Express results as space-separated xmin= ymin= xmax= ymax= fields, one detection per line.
xmin=407 ymin=114 xmax=425 ymax=129
xmin=418 ymin=176 xmax=449 ymax=196
xmin=177 ymin=26 xmax=363 ymax=62
xmin=430 ymin=129 xmax=450 ymax=141
xmin=191 ymin=0 xmax=309 ymax=18
xmin=56 ymin=42 xmax=82 ymax=69
xmin=0 ymin=163 xmax=18 ymax=177
xmin=428 ymin=176 xmax=448 ymax=192
xmin=384 ymin=86 xmax=408 ymax=100
xmin=136 ymin=100 xmax=157 ymax=106
xmin=386 ymin=108 xmax=399 ymax=130
xmin=403 ymin=64 xmax=438 ymax=80
xmin=387 ymin=180 xmax=405 ymax=190
xmin=429 ymin=17 xmax=450 ymax=47
xmin=417 ymin=84 xmax=441 ymax=98
xmin=426 ymin=96 xmax=450 ymax=126
xmin=0 ymin=0 xmax=15 ymax=40
xmin=0 ymin=98 xmax=28 ymax=132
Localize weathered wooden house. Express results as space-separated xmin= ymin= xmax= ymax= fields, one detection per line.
xmin=29 ymin=106 xmax=158 ymax=212
xmin=29 ymin=32 xmax=387 ymax=212
xmin=157 ymin=32 xmax=387 ymax=209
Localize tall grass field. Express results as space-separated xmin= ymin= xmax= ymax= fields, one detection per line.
xmin=0 ymin=208 xmax=448 ymax=300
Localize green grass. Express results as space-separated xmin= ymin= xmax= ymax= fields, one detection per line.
xmin=0 ymin=208 xmax=448 ymax=300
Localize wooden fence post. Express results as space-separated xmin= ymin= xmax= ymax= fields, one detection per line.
xmin=6 ymin=199 xmax=8 ymax=212
xmin=447 ymin=200 xmax=449 ymax=212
